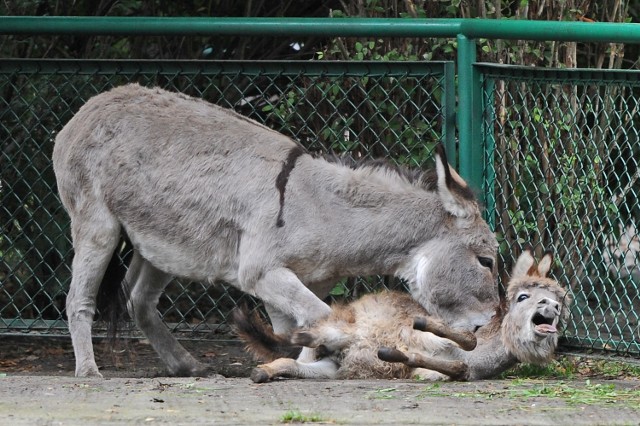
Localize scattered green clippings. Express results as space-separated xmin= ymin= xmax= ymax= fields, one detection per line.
xmin=280 ymin=409 xmax=331 ymax=424
xmin=417 ymin=379 xmax=640 ymax=407
xmin=367 ymin=387 xmax=398 ymax=399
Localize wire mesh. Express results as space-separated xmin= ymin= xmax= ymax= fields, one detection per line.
xmin=0 ymin=58 xmax=452 ymax=337
xmin=480 ymin=64 xmax=640 ymax=355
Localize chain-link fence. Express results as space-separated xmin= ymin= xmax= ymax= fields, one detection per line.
xmin=481 ymin=64 xmax=640 ymax=355
xmin=1 ymin=58 xmax=453 ymax=337
xmin=2 ymin=56 xmax=639 ymax=356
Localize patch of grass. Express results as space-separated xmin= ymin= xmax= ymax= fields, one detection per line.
xmin=417 ymin=380 xmax=640 ymax=407
xmin=577 ymin=357 xmax=640 ymax=379
xmin=500 ymin=355 xmax=640 ymax=380
xmin=500 ymin=356 xmax=578 ymax=379
xmin=280 ymin=409 xmax=331 ymax=424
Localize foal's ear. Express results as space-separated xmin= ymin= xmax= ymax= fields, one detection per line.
xmin=537 ymin=251 xmax=553 ymax=277
xmin=434 ymin=144 xmax=478 ymax=219
xmin=512 ymin=249 xmax=535 ymax=279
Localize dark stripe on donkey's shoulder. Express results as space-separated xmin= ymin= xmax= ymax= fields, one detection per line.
xmin=275 ymin=145 xmax=306 ymax=227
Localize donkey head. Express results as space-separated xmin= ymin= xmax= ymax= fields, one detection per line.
xmin=501 ymin=250 xmax=571 ymax=364
xmin=399 ymin=145 xmax=499 ymax=333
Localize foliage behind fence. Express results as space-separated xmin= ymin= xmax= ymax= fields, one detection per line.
xmin=481 ymin=65 xmax=640 ymax=354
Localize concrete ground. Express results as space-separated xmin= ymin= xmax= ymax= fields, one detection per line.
xmin=1 ymin=336 xmax=639 ymax=425
xmin=1 ymin=375 xmax=640 ymax=425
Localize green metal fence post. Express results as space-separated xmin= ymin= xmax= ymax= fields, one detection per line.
xmin=456 ymin=34 xmax=484 ymax=201
xmin=482 ymin=77 xmax=496 ymax=231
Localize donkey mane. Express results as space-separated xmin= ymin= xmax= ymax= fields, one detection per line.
xmin=323 ymin=152 xmax=476 ymax=202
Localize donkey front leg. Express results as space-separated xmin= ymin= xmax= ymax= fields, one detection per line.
xmin=251 ymin=358 xmax=339 ymax=383
xmin=247 ymin=268 xmax=332 ymax=330
xmin=263 ymin=276 xmax=336 ymax=363
xmin=127 ymin=252 xmax=208 ymax=376
xmin=248 ymin=268 xmax=333 ymax=364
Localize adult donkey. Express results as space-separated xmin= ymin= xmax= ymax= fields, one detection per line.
xmin=53 ymin=84 xmax=498 ymax=378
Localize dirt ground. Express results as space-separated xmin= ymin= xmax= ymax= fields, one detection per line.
xmin=1 ymin=335 xmax=640 ymax=425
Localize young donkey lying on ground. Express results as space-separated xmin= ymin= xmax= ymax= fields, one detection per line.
xmin=234 ymin=250 xmax=571 ymax=381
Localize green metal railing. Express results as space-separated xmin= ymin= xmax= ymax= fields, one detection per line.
xmin=1 ymin=17 xmax=639 ymax=357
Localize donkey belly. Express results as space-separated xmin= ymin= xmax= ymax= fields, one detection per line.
xmin=123 ymin=222 xmax=241 ymax=284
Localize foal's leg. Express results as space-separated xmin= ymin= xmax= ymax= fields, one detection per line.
xmin=293 ymin=325 xmax=355 ymax=353
xmin=127 ymin=251 xmax=208 ymax=376
xmin=250 ymin=358 xmax=339 ymax=383
xmin=66 ymin=214 xmax=121 ymax=377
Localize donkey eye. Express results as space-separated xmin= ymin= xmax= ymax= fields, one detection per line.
xmin=517 ymin=293 xmax=530 ymax=303
xmin=478 ymin=256 xmax=494 ymax=271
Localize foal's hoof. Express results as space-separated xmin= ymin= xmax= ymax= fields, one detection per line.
xmin=413 ymin=317 xmax=429 ymax=332
xmin=377 ymin=347 xmax=409 ymax=363
xmin=250 ymin=368 xmax=271 ymax=383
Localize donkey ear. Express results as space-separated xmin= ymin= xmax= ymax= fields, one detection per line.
xmin=512 ymin=249 xmax=535 ymax=278
xmin=537 ymin=251 xmax=553 ymax=277
xmin=434 ymin=144 xmax=478 ymax=219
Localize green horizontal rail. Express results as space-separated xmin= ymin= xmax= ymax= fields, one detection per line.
xmin=0 ymin=58 xmax=451 ymax=77
xmin=2 ymin=16 xmax=640 ymax=43
xmin=476 ymin=62 xmax=640 ymax=81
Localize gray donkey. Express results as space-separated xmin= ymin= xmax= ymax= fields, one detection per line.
xmin=53 ymin=83 xmax=498 ymax=378
xmin=236 ymin=250 xmax=570 ymax=381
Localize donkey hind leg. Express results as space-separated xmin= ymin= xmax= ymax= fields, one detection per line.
xmin=250 ymin=358 xmax=339 ymax=383
xmin=127 ymin=253 xmax=208 ymax=377
xmin=67 ymin=216 xmax=121 ymax=378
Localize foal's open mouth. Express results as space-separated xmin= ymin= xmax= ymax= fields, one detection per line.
xmin=532 ymin=313 xmax=557 ymax=335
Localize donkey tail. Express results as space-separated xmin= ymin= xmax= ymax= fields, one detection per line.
xmin=96 ymin=233 xmax=133 ymax=342
xmin=231 ymin=305 xmax=302 ymax=362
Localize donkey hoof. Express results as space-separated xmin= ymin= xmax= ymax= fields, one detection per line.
xmin=377 ymin=347 xmax=409 ymax=363
xmin=76 ymin=370 xmax=103 ymax=378
xmin=250 ymin=368 xmax=271 ymax=383
xmin=76 ymin=364 xmax=103 ymax=378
